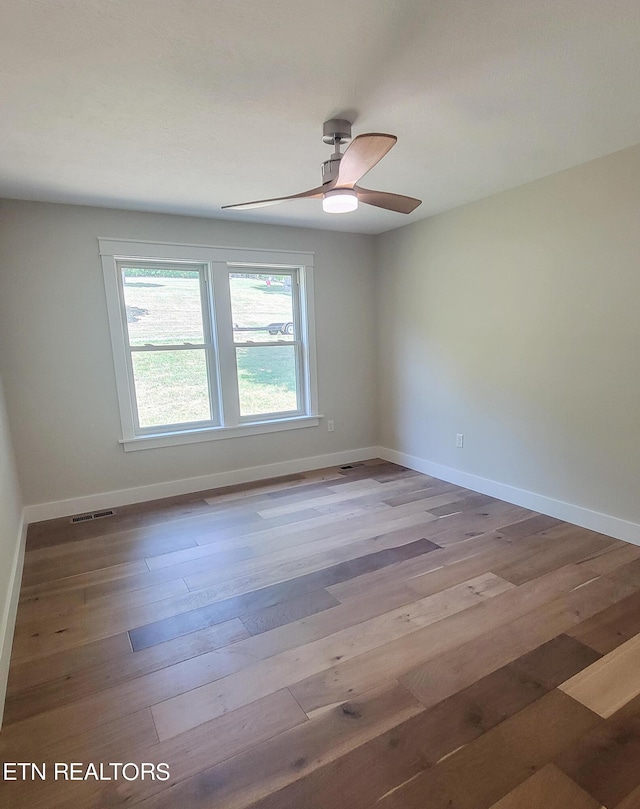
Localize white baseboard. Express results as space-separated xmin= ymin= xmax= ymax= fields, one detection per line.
xmin=379 ymin=447 xmax=640 ymax=546
xmin=24 ymin=443 xmax=640 ymax=545
xmin=23 ymin=447 xmax=380 ymax=523
xmin=0 ymin=512 xmax=27 ymax=729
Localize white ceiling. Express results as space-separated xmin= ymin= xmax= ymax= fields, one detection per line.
xmin=2 ymin=0 xmax=640 ymax=235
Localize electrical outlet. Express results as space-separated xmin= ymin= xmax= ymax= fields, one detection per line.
xmin=327 ymin=420 xmax=334 ymax=432
xmin=456 ymin=433 xmax=464 ymax=448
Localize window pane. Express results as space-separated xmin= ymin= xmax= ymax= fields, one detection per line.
xmin=122 ymin=268 xmax=205 ymax=346
xmin=236 ymin=345 xmax=298 ymax=416
xmin=230 ymin=273 xmax=295 ymax=343
xmin=132 ymin=350 xmax=211 ymax=428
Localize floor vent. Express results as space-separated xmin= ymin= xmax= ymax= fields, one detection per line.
xmin=93 ymin=509 xmax=115 ymax=519
xmin=70 ymin=513 xmax=93 ymax=524
xmin=70 ymin=509 xmax=115 ymax=524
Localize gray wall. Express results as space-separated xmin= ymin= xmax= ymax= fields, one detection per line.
xmin=375 ymin=143 xmax=640 ymax=525
xmin=0 ymin=200 xmax=377 ymax=506
xmin=0 ymin=375 xmax=24 ymax=722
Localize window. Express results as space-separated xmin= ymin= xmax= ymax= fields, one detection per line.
xmin=119 ymin=262 xmax=218 ymax=432
xmin=230 ymin=271 xmax=301 ymax=418
xmin=100 ymin=240 xmax=319 ymax=450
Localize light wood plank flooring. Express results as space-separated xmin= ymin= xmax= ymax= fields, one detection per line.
xmin=2 ymin=460 xmax=640 ymax=808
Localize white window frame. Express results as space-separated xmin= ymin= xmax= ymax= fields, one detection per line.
xmin=99 ymin=239 xmax=320 ymax=451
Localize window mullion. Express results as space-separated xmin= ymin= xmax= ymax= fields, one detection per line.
xmin=211 ymin=261 xmax=240 ymax=427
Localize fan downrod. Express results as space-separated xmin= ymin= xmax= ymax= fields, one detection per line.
xmin=321 ymin=119 xmax=352 ymax=184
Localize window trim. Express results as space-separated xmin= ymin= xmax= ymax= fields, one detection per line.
xmin=99 ymin=239 xmax=320 ymax=451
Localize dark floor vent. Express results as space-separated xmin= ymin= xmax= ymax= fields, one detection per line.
xmin=70 ymin=509 xmax=115 ymax=524
xmin=70 ymin=513 xmax=93 ymax=524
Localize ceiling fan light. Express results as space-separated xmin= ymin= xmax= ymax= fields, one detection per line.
xmin=322 ymin=189 xmax=358 ymax=213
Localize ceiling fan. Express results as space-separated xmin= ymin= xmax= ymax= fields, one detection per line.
xmin=222 ymin=119 xmax=422 ymax=215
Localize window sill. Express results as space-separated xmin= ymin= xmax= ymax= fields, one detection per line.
xmin=119 ymin=415 xmax=322 ymax=452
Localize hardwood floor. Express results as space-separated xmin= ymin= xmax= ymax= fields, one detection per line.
xmin=2 ymin=460 xmax=640 ymax=807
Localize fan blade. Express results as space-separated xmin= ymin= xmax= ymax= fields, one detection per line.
xmin=335 ymin=134 xmax=397 ymax=187
xmin=222 ymin=185 xmax=327 ymax=210
xmin=354 ymin=185 xmax=422 ymax=214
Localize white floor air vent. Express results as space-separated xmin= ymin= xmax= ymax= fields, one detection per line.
xmin=70 ymin=509 xmax=115 ymax=524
